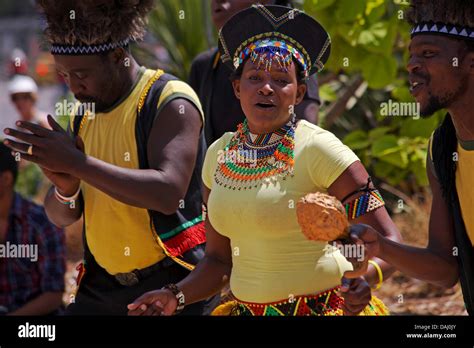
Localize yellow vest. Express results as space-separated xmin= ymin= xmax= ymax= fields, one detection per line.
xmin=456 ymin=142 xmax=474 ymax=246
xmin=429 ymin=133 xmax=474 ymax=246
xmin=70 ymin=67 xmax=204 ymax=274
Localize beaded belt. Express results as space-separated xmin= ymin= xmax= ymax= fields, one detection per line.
xmin=230 ymin=286 xmax=343 ymax=316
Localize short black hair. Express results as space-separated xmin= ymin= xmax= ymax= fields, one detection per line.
xmin=0 ymin=143 xmax=18 ymax=184
xmin=407 ymin=0 xmax=474 ymax=27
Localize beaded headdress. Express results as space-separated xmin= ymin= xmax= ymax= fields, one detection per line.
xmin=218 ymin=4 xmax=331 ymax=79
xmin=239 ymin=38 xmax=308 ymax=78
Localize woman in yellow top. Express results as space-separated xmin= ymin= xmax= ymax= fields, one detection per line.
xmin=128 ymin=4 xmax=401 ymax=316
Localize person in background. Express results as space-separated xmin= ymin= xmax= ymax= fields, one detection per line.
xmin=3 ymin=0 xmax=218 ymax=315
xmin=189 ymin=0 xmax=321 ymax=147
xmin=7 ymin=74 xmax=51 ymax=200
xmin=129 ymin=5 xmax=401 ymax=317
xmin=8 ymin=75 xmax=49 ymax=130
xmin=343 ymin=0 xmax=474 ymax=316
xmin=0 ymin=143 xmax=66 ymax=315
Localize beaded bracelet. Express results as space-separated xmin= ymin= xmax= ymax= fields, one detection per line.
xmin=162 ymin=283 xmax=185 ymax=314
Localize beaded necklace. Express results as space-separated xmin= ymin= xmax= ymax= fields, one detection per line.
xmin=214 ymin=115 xmax=296 ymax=190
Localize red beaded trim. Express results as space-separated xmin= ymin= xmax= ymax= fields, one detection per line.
xmin=234 ymin=286 xmax=343 ymax=316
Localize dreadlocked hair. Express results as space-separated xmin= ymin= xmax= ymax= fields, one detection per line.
xmin=406 ymin=0 xmax=474 ymax=28
xmin=36 ymin=0 xmax=155 ymax=45
xmin=432 ymin=114 xmax=458 ymax=207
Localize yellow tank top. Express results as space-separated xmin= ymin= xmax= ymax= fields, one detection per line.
xmin=71 ymin=67 xmax=204 ymax=274
xmin=456 ymin=141 xmax=474 ymax=246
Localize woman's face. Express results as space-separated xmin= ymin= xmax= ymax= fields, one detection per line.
xmin=232 ymin=58 xmax=306 ymax=133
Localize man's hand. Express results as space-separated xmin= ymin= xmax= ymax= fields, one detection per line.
xmin=334 ymin=223 xmax=381 ymax=279
xmin=127 ymin=289 xmax=178 ymax=316
xmin=339 ymin=276 xmax=371 ymax=316
xmin=348 ymin=224 xmax=380 ymax=258
xmin=41 ymin=136 xmax=85 ymax=196
xmin=3 ymin=115 xmax=86 ymax=175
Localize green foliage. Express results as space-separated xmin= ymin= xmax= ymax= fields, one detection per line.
xmin=15 ymin=163 xmax=43 ymax=198
xmin=343 ymin=109 xmax=445 ymax=189
xmin=143 ymin=0 xmax=446 ymax=194
xmin=147 ymin=0 xmax=214 ymax=80
xmin=305 ymin=0 xmax=442 ymax=192
xmin=305 ymin=0 xmax=407 ymax=88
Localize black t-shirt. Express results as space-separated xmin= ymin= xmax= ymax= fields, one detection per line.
xmin=189 ymin=47 xmax=321 ymax=146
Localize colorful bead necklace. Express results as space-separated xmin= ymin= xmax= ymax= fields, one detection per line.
xmin=214 ymin=115 xmax=296 ymax=190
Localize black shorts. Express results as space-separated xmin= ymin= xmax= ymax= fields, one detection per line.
xmin=65 ymin=244 xmax=220 ymax=316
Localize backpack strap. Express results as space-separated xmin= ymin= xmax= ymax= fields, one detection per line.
xmin=72 ymin=108 xmax=86 ymax=137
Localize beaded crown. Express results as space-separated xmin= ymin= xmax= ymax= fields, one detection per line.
xmin=218 ymin=4 xmax=331 ymax=79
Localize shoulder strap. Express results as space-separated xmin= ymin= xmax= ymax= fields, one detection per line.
xmin=426 ymin=133 xmax=438 ymax=181
xmin=432 ymin=114 xmax=474 ymax=315
xmin=72 ymin=110 xmax=85 ymax=137
xmin=135 ymin=70 xmax=177 ymax=169
xmin=135 ymin=70 xmax=204 ymax=271
xmin=432 ymin=114 xmax=458 ymax=205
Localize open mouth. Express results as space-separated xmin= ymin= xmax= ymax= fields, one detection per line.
xmin=409 ymin=74 xmax=428 ymax=96
xmin=409 ymin=81 xmax=425 ymax=96
xmin=255 ymin=102 xmax=276 ymax=109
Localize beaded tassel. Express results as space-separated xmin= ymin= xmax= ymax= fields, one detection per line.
xmin=250 ymin=46 xmax=293 ymax=74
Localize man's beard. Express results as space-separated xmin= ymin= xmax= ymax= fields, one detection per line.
xmin=420 ymin=76 xmax=468 ymax=117
xmin=420 ymin=94 xmax=445 ymax=117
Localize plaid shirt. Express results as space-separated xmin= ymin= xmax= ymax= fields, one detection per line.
xmin=0 ymin=193 xmax=65 ymax=313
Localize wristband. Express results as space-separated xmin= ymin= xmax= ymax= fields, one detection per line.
xmin=54 ymin=186 xmax=81 ymax=205
xmin=162 ymin=283 xmax=185 ymax=314
xmin=368 ymin=260 xmax=383 ymax=290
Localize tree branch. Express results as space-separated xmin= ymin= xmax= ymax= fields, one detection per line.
xmin=323 ymin=75 xmax=364 ymax=128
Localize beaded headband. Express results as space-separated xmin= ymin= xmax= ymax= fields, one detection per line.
xmin=411 ymin=21 xmax=474 ymax=41
xmin=238 ymin=39 xmax=308 ymax=78
xmin=50 ymin=38 xmax=131 ymax=55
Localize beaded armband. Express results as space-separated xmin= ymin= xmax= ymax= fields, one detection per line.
xmin=342 ymin=177 xmax=385 ymax=220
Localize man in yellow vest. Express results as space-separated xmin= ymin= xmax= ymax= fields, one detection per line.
xmin=341 ymin=0 xmax=474 ymax=315
xmin=3 ymin=0 xmax=218 ymax=315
